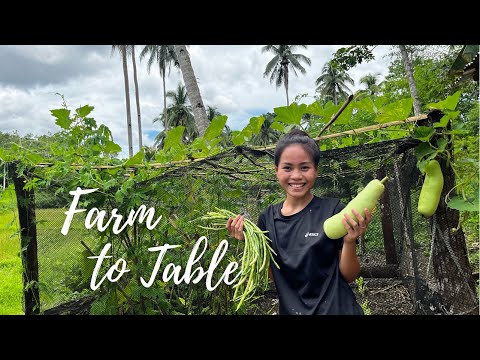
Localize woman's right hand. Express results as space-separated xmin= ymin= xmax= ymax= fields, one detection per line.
xmin=226 ymin=214 xmax=244 ymax=241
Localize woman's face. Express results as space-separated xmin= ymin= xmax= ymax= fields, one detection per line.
xmin=275 ymin=144 xmax=318 ymax=200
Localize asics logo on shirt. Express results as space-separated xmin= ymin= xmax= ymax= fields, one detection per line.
xmin=305 ymin=232 xmax=319 ymax=238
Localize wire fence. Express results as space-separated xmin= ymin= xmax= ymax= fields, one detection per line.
xmin=9 ymin=136 xmax=479 ymax=315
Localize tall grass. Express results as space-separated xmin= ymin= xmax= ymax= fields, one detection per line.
xmin=0 ymin=185 xmax=98 ymax=314
xmin=36 ymin=207 xmax=97 ymax=310
xmin=0 ymin=186 xmax=23 ymax=315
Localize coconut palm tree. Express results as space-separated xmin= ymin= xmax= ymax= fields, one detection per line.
xmin=153 ymin=83 xmax=197 ymax=148
xmin=359 ymin=73 xmax=381 ymax=95
xmin=315 ymin=61 xmax=355 ymax=105
xmin=174 ymin=45 xmax=210 ymax=136
xmin=111 ymin=45 xmax=133 ymax=157
xmin=261 ymin=45 xmax=311 ymax=106
xmin=206 ymin=105 xmax=221 ymax=121
xmin=140 ymin=45 xmax=178 ymax=126
xmin=130 ymin=45 xmax=143 ymax=150
xmin=249 ymin=113 xmax=282 ymax=146
xmin=353 ymin=72 xmax=382 ymax=100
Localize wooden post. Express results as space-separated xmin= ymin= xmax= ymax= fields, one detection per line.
xmin=2 ymin=163 xmax=6 ymax=189
xmin=393 ymin=157 xmax=420 ymax=307
xmin=10 ymin=162 xmax=40 ymax=314
xmin=377 ymin=166 xmax=397 ymax=264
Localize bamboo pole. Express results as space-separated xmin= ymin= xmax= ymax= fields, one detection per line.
xmin=317 ymin=94 xmax=354 ymax=137
xmin=313 ymin=114 xmax=427 ymax=141
xmin=32 ymin=114 xmax=428 ymax=170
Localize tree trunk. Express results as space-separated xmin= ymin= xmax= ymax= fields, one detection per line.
xmin=399 ymin=45 xmax=422 ymax=116
xmin=121 ymin=46 xmax=133 ymax=157
xmin=162 ymin=68 xmax=167 ymax=125
xmin=131 ymin=46 xmax=142 ymax=150
xmin=284 ymin=70 xmax=289 ymax=106
xmin=174 ymin=45 xmax=209 ymax=136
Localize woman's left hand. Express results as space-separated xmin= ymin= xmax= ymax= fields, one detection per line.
xmin=342 ymin=208 xmax=372 ymax=244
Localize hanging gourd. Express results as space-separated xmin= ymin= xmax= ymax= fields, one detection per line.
xmin=418 ymin=159 xmax=444 ymax=217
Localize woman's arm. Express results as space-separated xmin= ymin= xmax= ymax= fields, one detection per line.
xmin=338 ymin=243 xmax=360 ymax=283
xmin=338 ymin=208 xmax=371 ymax=283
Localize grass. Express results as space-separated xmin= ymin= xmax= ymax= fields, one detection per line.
xmin=0 ymin=186 xmax=23 ymax=315
xmin=36 ymin=207 xmax=98 ymax=310
xmin=0 ymin=185 xmax=98 ymax=314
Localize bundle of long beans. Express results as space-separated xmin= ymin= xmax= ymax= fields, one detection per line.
xmin=194 ymin=208 xmax=279 ymax=311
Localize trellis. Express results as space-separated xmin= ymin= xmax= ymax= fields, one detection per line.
xmin=8 ymin=110 xmax=478 ymax=315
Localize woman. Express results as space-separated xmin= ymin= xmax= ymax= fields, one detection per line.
xmin=226 ymin=129 xmax=369 ymax=315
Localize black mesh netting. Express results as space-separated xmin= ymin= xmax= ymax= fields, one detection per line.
xmin=30 ymin=137 xmax=478 ymax=315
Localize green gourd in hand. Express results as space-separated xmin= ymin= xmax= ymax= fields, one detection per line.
xmin=418 ymin=159 xmax=444 ymax=217
xmin=323 ymin=177 xmax=388 ymax=239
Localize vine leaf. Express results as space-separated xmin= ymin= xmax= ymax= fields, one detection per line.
xmin=247 ymin=116 xmax=265 ymax=135
xmin=203 ymin=115 xmax=227 ymax=140
xmin=413 ymin=126 xmax=435 ymax=142
xmin=375 ymin=98 xmax=413 ymax=124
xmin=427 ymin=91 xmax=461 ymax=111
xmin=447 ymin=195 xmax=479 ymax=212
xmin=124 ymin=148 xmax=145 ymax=167
xmin=76 ymin=105 xmax=95 ymax=118
xmin=273 ymin=103 xmax=306 ymax=125
xmin=164 ymin=126 xmax=185 ymax=151
xmin=50 ymin=108 xmax=72 ymax=129
xmin=104 ymin=141 xmax=122 ymax=154
xmin=433 ymin=111 xmax=460 ymax=128
xmin=270 ymin=121 xmax=285 ymax=133
xmin=231 ymin=130 xmax=250 ymax=146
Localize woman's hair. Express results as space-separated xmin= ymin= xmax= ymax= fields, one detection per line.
xmin=274 ymin=128 xmax=321 ymax=167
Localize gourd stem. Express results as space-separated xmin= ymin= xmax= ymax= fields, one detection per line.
xmin=380 ymin=176 xmax=389 ymax=184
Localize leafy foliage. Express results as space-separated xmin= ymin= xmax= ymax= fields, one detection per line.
xmin=2 ymin=46 xmax=478 ymax=314
xmin=331 ymin=45 xmax=376 ymax=71
xmin=413 ymin=92 xmax=478 ymax=217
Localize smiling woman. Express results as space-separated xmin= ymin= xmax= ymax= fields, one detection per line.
xmin=226 ymin=128 xmax=368 ymax=315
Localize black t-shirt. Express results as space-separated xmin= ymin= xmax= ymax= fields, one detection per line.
xmin=258 ymin=196 xmax=363 ymax=315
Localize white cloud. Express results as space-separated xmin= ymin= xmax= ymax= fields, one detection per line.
xmin=0 ymin=45 xmax=393 ymax=158
xmin=9 ymin=45 xmax=68 ymax=64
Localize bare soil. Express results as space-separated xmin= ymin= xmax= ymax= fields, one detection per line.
xmin=252 ymin=277 xmax=415 ymax=315
xmin=352 ymin=278 xmax=414 ymax=315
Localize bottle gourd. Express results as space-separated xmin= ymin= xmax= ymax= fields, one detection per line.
xmin=323 ymin=177 xmax=388 ymax=239
xmin=417 ymin=159 xmax=444 ymax=217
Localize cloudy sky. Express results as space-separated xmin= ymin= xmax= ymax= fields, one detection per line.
xmin=0 ymin=45 xmax=392 ymax=158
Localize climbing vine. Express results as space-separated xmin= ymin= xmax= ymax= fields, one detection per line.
xmin=0 ymin=90 xmax=477 ymax=314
